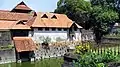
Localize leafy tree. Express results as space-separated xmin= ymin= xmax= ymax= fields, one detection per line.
xmin=90 ymin=0 xmax=119 ymax=43
xmin=55 ymin=0 xmax=92 ymax=29
xmin=55 ymin=0 xmax=119 ymax=43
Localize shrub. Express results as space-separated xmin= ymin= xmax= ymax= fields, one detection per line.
xmin=73 ymin=49 xmax=118 ymax=67
xmin=74 ymin=42 xmax=91 ymax=54
xmin=102 ymin=49 xmax=117 ymax=63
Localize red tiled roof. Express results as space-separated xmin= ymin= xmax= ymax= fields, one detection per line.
xmin=27 ymin=12 xmax=76 ymax=28
xmin=13 ymin=37 xmax=36 ymax=52
xmin=0 ymin=10 xmax=10 ymax=12
xmin=0 ymin=21 xmax=15 ymax=29
xmin=26 ymin=16 xmax=37 ymax=26
xmin=0 ymin=20 xmax=30 ymax=30
xmin=12 ymin=21 xmax=31 ymax=29
xmin=0 ymin=11 xmax=32 ymax=21
xmin=12 ymin=1 xmax=31 ymax=10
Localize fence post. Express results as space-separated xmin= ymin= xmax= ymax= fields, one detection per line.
xmin=118 ymin=44 xmax=119 ymax=55
xmin=114 ymin=45 xmax=116 ymax=55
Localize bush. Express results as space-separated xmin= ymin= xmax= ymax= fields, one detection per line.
xmin=102 ymin=49 xmax=117 ymax=63
xmin=73 ymin=49 xmax=118 ymax=67
xmin=74 ymin=42 xmax=91 ymax=54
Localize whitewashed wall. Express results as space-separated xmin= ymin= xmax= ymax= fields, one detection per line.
xmin=29 ymin=28 xmax=82 ymax=43
xmin=75 ymin=29 xmax=81 ymax=41
xmin=29 ymin=28 xmax=68 ymax=43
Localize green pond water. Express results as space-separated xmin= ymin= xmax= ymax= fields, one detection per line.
xmin=0 ymin=58 xmax=63 ymax=67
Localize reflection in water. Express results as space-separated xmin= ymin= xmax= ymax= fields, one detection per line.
xmin=16 ymin=62 xmax=35 ymax=67
xmin=0 ymin=58 xmax=63 ymax=67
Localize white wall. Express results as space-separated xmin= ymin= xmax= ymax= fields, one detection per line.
xmin=29 ymin=28 xmax=68 ymax=43
xmin=75 ymin=29 xmax=81 ymax=41
xmin=29 ymin=28 xmax=82 ymax=43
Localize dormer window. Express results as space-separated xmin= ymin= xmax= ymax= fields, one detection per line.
xmin=51 ymin=15 xmax=57 ymax=19
xmin=41 ymin=14 xmax=48 ymax=18
xmin=16 ymin=21 xmax=25 ymax=25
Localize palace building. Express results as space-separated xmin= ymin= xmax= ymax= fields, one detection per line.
xmin=0 ymin=1 xmax=82 ymax=63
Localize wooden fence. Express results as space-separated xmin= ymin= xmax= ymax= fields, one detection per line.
xmin=90 ymin=43 xmax=120 ymax=55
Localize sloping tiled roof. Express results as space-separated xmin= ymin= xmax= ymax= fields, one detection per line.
xmin=27 ymin=12 xmax=74 ymax=28
xmin=0 ymin=21 xmax=15 ymax=29
xmin=26 ymin=16 xmax=37 ymax=26
xmin=13 ymin=37 xmax=36 ymax=52
xmin=12 ymin=1 xmax=31 ymax=11
xmin=0 ymin=20 xmax=30 ymax=29
xmin=12 ymin=21 xmax=31 ymax=29
xmin=0 ymin=11 xmax=32 ymax=21
xmin=0 ymin=10 xmax=82 ymax=29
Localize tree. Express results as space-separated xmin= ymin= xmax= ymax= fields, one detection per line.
xmin=90 ymin=6 xmax=119 ymax=43
xmin=55 ymin=0 xmax=119 ymax=43
xmin=90 ymin=0 xmax=119 ymax=43
xmin=55 ymin=0 xmax=92 ymax=29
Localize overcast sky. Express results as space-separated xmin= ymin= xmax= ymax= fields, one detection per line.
xmin=0 ymin=0 xmax=59 ymax=12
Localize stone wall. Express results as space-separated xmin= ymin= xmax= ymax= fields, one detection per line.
xmin=0 ymin=49 xmax=16 ymax=64
xmin=0 ymin=30 xmax=16 ymax=64
xmin=0 ymin=31 xmax=12 ymax=46
xmin=101 ymin=37 xmax=120 ymax=44
xmin=35 ymin=44 xmax=68 ymax=60
xmin=81 ymin=29 xmax=94 ymax=41
xmin=34 ymin=41 xmax=81 ymax=60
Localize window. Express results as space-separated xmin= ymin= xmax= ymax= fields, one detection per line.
xmin=52 ymin=28 xmax=56 ymax=31
xmin=58 ymin=28 xmax=62 ymax=31
xmin=51 ymin=15 xmax=57 ymax=19
xmin=38 ymin=28 xmax=43 ymax=31
xmin=45 ymin=28 xmax=49 ymax=31
xmin=16 ymin=21 xmax=25 ymax=25
xmin=41 ymin=14 xmax=48 ymax=18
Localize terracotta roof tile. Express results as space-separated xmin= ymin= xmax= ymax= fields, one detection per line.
xmin=0 ymin=21 xmax=16 ymax=29
xmin=0 ymin=20 xmax=30 ymax=30
xmin=12 ymin=21 xmax=31 ymax=29
xmin=0 ymin=11 xmax=32 ymax=21
xmin=13 ymin=37 xmax=36 ymax=52
xmin=27 ymin=12 xmax=74 ymax=28
xmin=12 ymin=1 xmax=31 ymax=10
xmin=26 ymin=16 xmax=37 ymax=26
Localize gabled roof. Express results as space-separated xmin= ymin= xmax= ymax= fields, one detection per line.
xmin=0 ymin=20 xmax=30 ymax=30
xmin=13 ymin=37 xmax=36 ymax=52
xmin=12 ymin=1 xmax=32 ymax=11
xmin=26 ymin=12 xmax=75 ymax=28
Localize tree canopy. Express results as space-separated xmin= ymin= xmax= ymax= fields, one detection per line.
xmin=55 ymin=0 xmax=119 ymax=43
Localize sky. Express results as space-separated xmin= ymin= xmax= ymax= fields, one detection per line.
xmin=0 ymin=0 xmax=59 ymax=12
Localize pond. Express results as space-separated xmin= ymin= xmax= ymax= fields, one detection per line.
xmin=0 ymin=58 xmax=63 ymax=67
